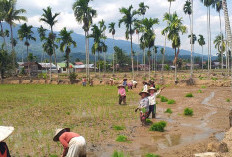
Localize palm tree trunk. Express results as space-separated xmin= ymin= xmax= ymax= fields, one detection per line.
xmin=189 ymin=15 xmax=193 ymax=79
xmin=202 ymin=46 xmax=204 ymax=71
xmin=49 ymin=55 xmax=52 ymax=81
xmin=130 ymin=33 xmax=134 ymax=80
xmin=143 ymin=48 xmax=146 ymax=76
xmin=10 ymin=24 xmax=15 ymax=70
xmin=207 ymin=7 xmax=210 ymax=73
xmin=87 ymin=32 xmax=90 ymax=81
xmin=209 ymin=7 xmax=212 ymax=70
xmin=94 ymin=52 xmax=96 ymax=74
xmin=149 ymin=55 xmax=151 ymax=80
xmin=51 ymin=27 xmax=58 ymax=77
xmin=0 ymin=21 xmax=6 ymax=49
xmin=113 ymin=35 xmax=115 ymax=75
xmin=85 ymin=31 xmax=88 ymax=79
xmin=154 ymin=53 xmax=156 ymax=76
xmin=137 ymin=33 xmax=139 ymax=74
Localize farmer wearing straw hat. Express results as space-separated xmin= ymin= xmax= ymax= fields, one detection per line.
xmin=53 ymin=128 xmax=86 ymax=157
xmin=0 ymin=126 xmax=14 ymax=157
xmin=148 ymin=87 xmax=165 ymax=118
xmin=118 ymin=84 xmax=126 ymax=105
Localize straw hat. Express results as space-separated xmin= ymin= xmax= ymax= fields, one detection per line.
xmin=148 ymin=87 xmax=157 ymax=92
xmin=53 ymin=128 xmax=70 ymax=142
xmin=0 ymin=126 xmax=14 ymax=142
xmin=139 ymin=89 xmax=150 ymax=96
xmin=123 ymin=78 xmax=127 ymax=81
xmin=117 ymin=84 xmax=125 ymax=88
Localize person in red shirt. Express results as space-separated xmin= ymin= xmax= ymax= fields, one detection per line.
xmin=0 ymin=126 xmax=14 ymax=157
xmin=53 ymin=128 xmax=86 ymax=157
xmin=117 ymin=84 xmax=126 ymax=105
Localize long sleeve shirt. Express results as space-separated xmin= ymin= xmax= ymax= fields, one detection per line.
xmin=118 ymin=88 xmax=126 ymax=96
xmin=148 ymin=90 xmax=161 ymax=106
xmin=138 ymin=97 xmax=149 ymax=112
xmin=143 ymin=85 xmax=148 ymax=91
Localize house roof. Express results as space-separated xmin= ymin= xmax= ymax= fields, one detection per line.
xmin=57 ymin=63 xmax=74 ymax=68
xmin=39 ymin=63 xmax=57 ymax=68
xmin=74 ymin=64 xmax=95 ymax=69
xmin=22 ymin=62 xmax=42 ymax=69
xmin=75 ymin=62 xmax=84 ymax=65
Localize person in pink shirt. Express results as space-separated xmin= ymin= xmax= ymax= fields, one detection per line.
xmin=53 ymin=128 xmax=86 ymax=157
xmin=117 ymin=84 xmax=126 ymax=105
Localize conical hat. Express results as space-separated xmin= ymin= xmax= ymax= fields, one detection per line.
xmin=53 ymin=128 xmax=70 ymax=142
xmin=139 ymin=89 xmax=150 ymax=96
xmin=117 ymin=84 xmax=125 ymax=88
xmin=148 ymin=87 xmax=157 ymax=92
xmin=0 ymin=126 xmax=14 ymax=142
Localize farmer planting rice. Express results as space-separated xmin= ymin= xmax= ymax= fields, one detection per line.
xmin=0 ymin=126 xmax=14 ymax=157
xmin=132 ymin=80 xmax=138 ymax=88
xmin=82 ymin=78 xmax=87 ymax=87
xmin=123 ymin=78 xmax=127 ymax=87
xmin=53 ymin=128 xmax=86 ymax=157
xmin=118 ymin=84 xmax=126 ymax=105
xmin=135 ymin=90 xmax=150 ymax=125
xmin=148 ymin=87 xmax=165 ymax=118
xmin=143 ymin=81 xmax=148 ymax=91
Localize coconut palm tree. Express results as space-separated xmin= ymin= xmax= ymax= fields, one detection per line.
xmin=162 ymin=12 xmax=187 ymax=83
xmin=37 ymin=26 xmax=47 ymax=62
xmin=0 ymin=0 xmax=7 ymax=49
xmin=138 ymin=2 xmax=149 ymax=76
xmin=18 ymin=23 xmax=36 ymax=76
xmin=73 ymin=0 xmax=97 ymax=80
xmin=57 ymin=27 xmax=77 ymax=74
xmin=40 ymin=6 xmax=60 ymax=75
xmin=4 ymin=0 xmax=27 ymax=65
xmin=214 ymin=33 xmax=225 ymax=69
xmin=200 ymin=0 xmax=214 ymax=72
xmin=168 ymin=0 xmax=176 ymax=13
xmin=198 ymin=34 xmax=206 ymax=70
xmin=109 ymin=22 xmax=116 ymax=74
xmin=140 ymin=18 xmax=159 ymax=79
xmin=134 ymin=21 xmax=142 ymax=74
xmin=153 ymin=46 xmax=158 ymax=74
xmin=119 ymin=5 xmax=138 ymax=80
xmin=99 ymin=19 xmax=107 ymax=74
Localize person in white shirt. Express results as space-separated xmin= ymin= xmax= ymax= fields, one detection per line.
xmin=148 ymin=87 xmax=165 ymax=118
xmin=143 ymin=81 xmax=148 ymax=91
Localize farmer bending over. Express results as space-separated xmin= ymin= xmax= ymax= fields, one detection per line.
xmin=0 ymin=126 xmax=14 ymax=157
xmin=53 ymin=128 xmax=86 ymax=157
xmin=135 ymin=90 xmax=150 ymax=117
xmin=118 ymin=84 xmax=126 ymax=105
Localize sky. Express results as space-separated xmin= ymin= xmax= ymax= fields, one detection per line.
xmin=15 ymin=0 xmax=232 ymax=56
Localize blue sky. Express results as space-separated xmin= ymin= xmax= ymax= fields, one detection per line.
xmin=15 ymin=0 xmax=232 ymax=55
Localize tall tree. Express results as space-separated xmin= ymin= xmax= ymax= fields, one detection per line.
xmin=138 ymin=2 xmax=149 ymax=76
xmin=109 ymin=22 xmax=116 ymax=74
xmin=99 ymin=19 xmax=107 ymax=74
xmin=153 ymin=46 xmax=158 ymax=75
xmin=73 ymin=0 xmax=97 ymax=80
xmin=168 ymin=0 xmax=176 ymax=13
xmin=134 ymin=21 xmax=142 ymax=74
xmin=162 ymin=12 xmax=187 ymax=83
xmin=37 ymin=25 xmax=47 ymax=62
xmin=57 ymin=27 xmax=77 ymax=74
xmin=0 ymin=0 xmax=7 ymax=49
xmin=198 ymin=34 xmax=206 ymax=70
xmin=214 ymin=33 xmax=226 ymax=69
xmin=119 ymin=5 xmax=138 ymax=80
xmin=18 ymin=23 xmax=36 ymax=76
xmin=4 ymin=0 xmax=27 ymax=66
xmin=40 ymin=6 xmax=60 ymax=75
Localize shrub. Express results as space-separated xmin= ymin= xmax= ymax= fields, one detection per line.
xmin=198 ymin=90 xmax=203 ymax=93
xmin=156 ymin=95 xmax=161 ymax=98
xmin=199 ymin=77 xmax=204 ymax=80
xmin=184 ymin=108 xmax=193 ymax=116
xmin=150 ymin=121 xmax=167 ymax=132
xmin=211 ymin=77 xmax=218 ymax=81
xmin=116 ymin=135 xmax=128 ymax=142
xmin=146 ymin=119 xmax=153 ymax=124
xmin=185 ymin=93 xmax=193 ymax=97
xmin=112 ymin=151 xmax=128 ymax=157
xmin=66 ymin=112 xmax=70 ymax=115
xmin=226 ymin=99 xmax=231 ymax=102
xmin=20 ymin=67 xmax=26 ymax=75
xmin=167 ymin=99 xmax=176 ymax=104
xmin=145 ymin=154 xmax=160 ymax=157
xmin=165 ymin=108 xmax=172 ymax=114
xmin=69 ymin=72 xmax=77 ymax=83
xmin=201 ymin=85 xmax=206 ymax=89
xmin=113 ymin=125 xmax=125 ymax=131
xmin=161 ymin=96 xmax=168 ymax=102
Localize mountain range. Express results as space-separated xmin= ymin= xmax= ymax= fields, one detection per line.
xmin=0 ymin=23 xmax=216 ymax=62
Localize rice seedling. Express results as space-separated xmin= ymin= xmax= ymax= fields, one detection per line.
xmin=226 ymin=99 xmax=231 ymax=102
xmin=145 ymin=154 xmax=160 ymax=157
xmin=49 ymin=155 xmax=58 ymax=157
xmin=160 ymin=96 xmax=168 ymax=102
xmin=112 ymin=150 xmax=129 ymax=157
xmin=167 ymin=99 xmax=176 ymax=104
xmin=146 ymin=119 xmax=153 ymax=124
xmin=113 ymin=125 xmax=125 ymax=131
xmin=165 ymin=108 xmax=173 ymax=114
xmin=150 ymin=121 xmax=167 ymax=132
xmin=198 ymin=90 xmax=203 ymax=93
xmin=185 ymin=93 xmax=193 ymax=97
xmin=201 ymin=85 xmax=206 ymax=89
xmin=184 ymin=108 xmax=193 ymax=116
xmin=211 ymin=77 xmax=218 ymax=81
xmin=116 ymin=135 xmax=128 ymax=142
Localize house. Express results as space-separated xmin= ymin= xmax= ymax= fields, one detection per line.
xmin=57 ymin=63 xmax=74 ymax=73
xmin=39 ymin=63 xmax=57 ymax=73
xmin=75 ymin=62 xmax=84 ymax=65
xmin=74 ymin=64 xmax=95 ymax=72
xmin=21 ymin=62 xmax=42 ymax=76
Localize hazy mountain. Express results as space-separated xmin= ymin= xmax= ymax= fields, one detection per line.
xmin=0 ymin=23 xmax=216 ymax=62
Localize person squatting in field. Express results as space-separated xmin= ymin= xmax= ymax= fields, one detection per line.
xmin=135 ymin=89 xmax=150 ymax=124
xmin=148 ymin=87 xmax=165 ymax=118
xmin=118 ymin=84 xmax=126 ymax=105
xmin=0 ymin=126 xmax=14 ymax=157
xmin=53 ymin=128 xmax=86 ymax=157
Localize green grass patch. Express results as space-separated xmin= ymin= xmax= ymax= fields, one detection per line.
xmin=211 ymin=77 xmax=218 ymax=81
xmin=184 ymin=108 xmax=193 ymax=116
xmin=112 ymin=150 xmax=129 ymax=157
xmin=201 ymin=85 xmax=206 ymax=89
xmin=150 ymin=121 xmax=167 ymax=132
xmin=116 ymin=135 xmax=128 ymax=142
xmin=156 ymin=95 xmax=161 ymax=98
xmin=167 ymin=99 xmax=176 ymax=104
xmin=113 ymin=125 xmax=125 ymax=131
xmin=145 ymin=154 xmax=160 ymax=157
xmin=185 ymin=93 xmax=193 ymax=97
xmin=164 ymin=108 xmax=173 ymax=114
xmin=226 ymin=99 xmax=231 ymax=102
xmin=49 ymin=155 xmax=58 ymax=157
xmin=198 ymin=90 xmax=203 ymax=93
xmin=160 ymin=96 xmax=168 ymax=102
